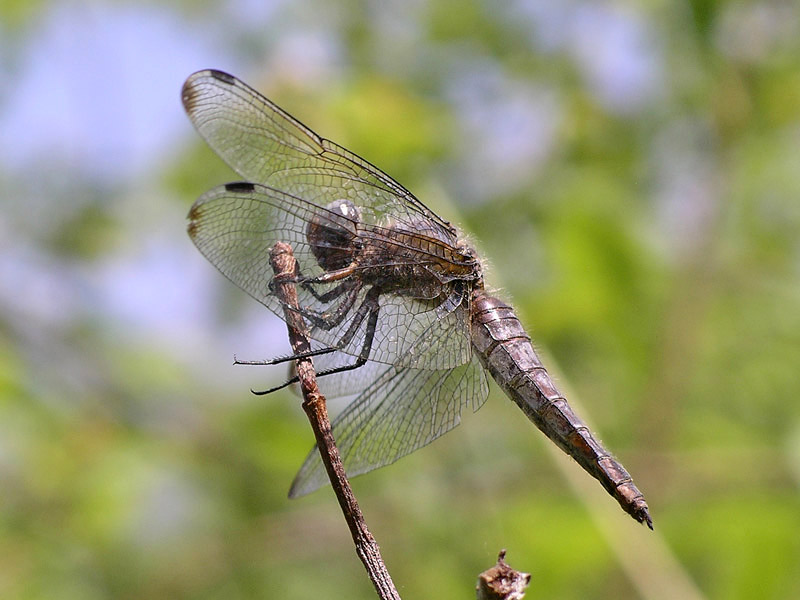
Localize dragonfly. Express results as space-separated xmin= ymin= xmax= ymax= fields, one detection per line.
xmin=182 ymin=69 xmax=652 ymax=528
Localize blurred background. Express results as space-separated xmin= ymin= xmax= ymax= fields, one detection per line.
xmin=2 ymin=0 xmax=799 ymax=598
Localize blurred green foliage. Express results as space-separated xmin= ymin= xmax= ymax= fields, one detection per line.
xmin=2 ymin=1 xmax=800 ymax=599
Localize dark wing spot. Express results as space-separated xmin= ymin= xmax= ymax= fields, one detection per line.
xmin=208 ymin=69 xmax=236 ymax=85
xmin=186 ymin=204 xmax=204 ymax=238
xmin=186 ymin=204 xmax=200 ymax=220
xmin=181 ymin=81 xmax=198 ymax=113
xmin=225 ymin=182 xmax=256 ymax=193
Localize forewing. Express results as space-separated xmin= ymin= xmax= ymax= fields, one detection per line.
xmin=182 ymin=69 xmax=454 ymax=235
xmin=188 ymin=182 xmax=473 ymax=369
xmin=288 ymin=353 xmax=489 ymax=498
xmin=295 ymin=300 xmax=472 ymax=398
xmin=188 ymin=182 xmax=346 ymax=320
xmin=356 ymin=281 xmax=472 ymax=371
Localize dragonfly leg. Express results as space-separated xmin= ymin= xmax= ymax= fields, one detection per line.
xmin=299 ymin=267 xmax=356 ymax=304
xmin=269 ymin=263 xmax=353 ymax=304
xmin=269 ymin=263 xmax=362 ymax=330
xmin=250 ymin=288 xmax=381 ymax=395
xmin=314 ymin=289 xmax=381 ymax=379
xmin=239 ymin=283 xmax=364 ymax=370
xmin=270 ymin=263 xmax=355 ymax=292
xmin=291 ymin=280 xmax=362 ymax=330
xmin=301 ymin=279 xmax=353 ymax=303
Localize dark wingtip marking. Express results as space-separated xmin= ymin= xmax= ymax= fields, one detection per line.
xmin=182 ymin=70 xmax=236 ymax=112
xmin=225 ymin=181 xmax=256 ymax=193
xmin=208 ymin=69 xmax=236 ymax=85
xmin=187 ymin=203 xmax=201 ymax=220
xmin=186 ymin=205 xmax=203 ymax=238
xmin=181 ymin=78 xmax=199 ymax=112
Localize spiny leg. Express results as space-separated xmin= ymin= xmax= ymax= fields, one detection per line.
xmin=268 ymin=262 xmax=359 ymax=312
xmin=268 ymin=262 xmax=363 ymax=331
xmin=301 ymin=276 xmax=354 ymax=304
xmin=236 ymin=281 xmax=363 ymax=370
xmin=290 ymin=280 xmax=362 ymax=331
xmin=314 ymin=290 xmax=380 ymax=379
xmin=270 ymin=263 xmax=356 ymax=301
xmin=250 ymin=287 xmax=382 ymax=395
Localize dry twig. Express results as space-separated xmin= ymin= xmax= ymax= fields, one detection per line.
xmin=268 ymin=241 xmax=401 ymax=600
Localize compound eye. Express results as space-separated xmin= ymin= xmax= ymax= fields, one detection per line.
xmin=328 ymin=199 xmax=360 ymax=222
xmin=306 ymin=199 xmax=361 ymax=272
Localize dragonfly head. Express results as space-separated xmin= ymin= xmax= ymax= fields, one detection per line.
xmin=307 ymin=199 xmax=363 ymax=272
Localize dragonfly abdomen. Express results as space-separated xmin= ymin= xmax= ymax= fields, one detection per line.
xmin=471 ymin=292 xmax=652 ymax=528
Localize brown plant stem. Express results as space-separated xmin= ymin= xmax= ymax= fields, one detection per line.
xmin=268 ymin=241 xmax=401 ymax=600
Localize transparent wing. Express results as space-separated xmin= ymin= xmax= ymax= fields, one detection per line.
xmin=288 ymin=352 xmax=489 ymax=498
xmin=182 ymin=69 xmax=454 ymax=237
xmin=188 ymin=182 xmax=473 ymax=369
